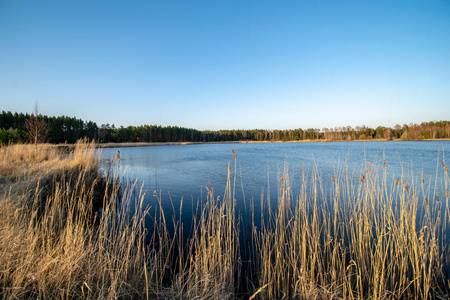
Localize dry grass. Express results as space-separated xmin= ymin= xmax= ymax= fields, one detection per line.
xmin=0 ymin=143 xmax=60 ymax=179
xmin=0 ymin=141 xmax=151 ymax=299
xmin=0 ymin=141 xmax=449 ymax=299
xmin=170 ymin=161 xmax=240 ymax=299
xmin=251 ymin=158 xmax=450 ymax=299
xmin=0 ymin=141 xmax=240 ymax=299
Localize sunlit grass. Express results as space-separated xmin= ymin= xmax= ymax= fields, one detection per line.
xmin=0 ymin=141 xmax=448 ymax=299
xmin=0 ymin=141 xmax=150 ymax=299
xmin=251 ymin=158 xmax=450 ymax=299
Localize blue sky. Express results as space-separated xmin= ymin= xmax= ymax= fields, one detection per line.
xmin=1 ymin=1 xmax=449 ymax=130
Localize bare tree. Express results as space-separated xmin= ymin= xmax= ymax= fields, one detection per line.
xmin=322 ymin=127 xmax=329 ymax=140
xmin=25 ymin=102 xmax=48 ymax=147
xmin=383 ymin=127 xmax=393 ymax=140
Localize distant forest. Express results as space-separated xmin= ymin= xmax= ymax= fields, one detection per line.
xmin=1 ymin=110 xmax=449 ymax=145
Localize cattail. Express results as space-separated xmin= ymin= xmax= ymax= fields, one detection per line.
xmin=441 ymin=160 xmax=448 ymax=172
xmin=422 ymin=179 xmax=425 ymax=184
xmin=206 ymin=182 xmax=214 ymax=198
xmin=331 ymin=175 xmax=335 ymax=182
xmin=396 ymin=178 xmax=400 ymax=186
xmin=425 ymin=198 xmax=429 ymax=205
xmin=435 ymin=195 xmax=439 ymax=202
xmin=383 ymin=160 xmax=386 ymax=168
xmin=232 ymin=149 xmax=236 ymax=159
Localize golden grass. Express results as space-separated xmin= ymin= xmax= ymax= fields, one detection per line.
xmin=171 ymin=162 xmax=240 ymax=299
xmin=0 ymin=143 xmax=60 ymax=179
xmin=0 ymin=141 xmax=448 ymax=299
xmin=0 ymin=141 xmax=150 ymax=299
xmin=251 ymin=159 xmax=450 ymax=299
xmin=0 ymin=140 xmax=240 ymax=299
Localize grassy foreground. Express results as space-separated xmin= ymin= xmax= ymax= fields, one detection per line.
xmin=0 ymin=141 xmax=449 ymax=299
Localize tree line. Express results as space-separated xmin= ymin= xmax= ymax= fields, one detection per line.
xmin=1 ymin=110 xmax=449 ymax=145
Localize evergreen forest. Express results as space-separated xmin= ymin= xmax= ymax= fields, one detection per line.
xmin=1 ymin=110 xmax=449 ymax=145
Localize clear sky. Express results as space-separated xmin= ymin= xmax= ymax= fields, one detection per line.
xmin=1 ymin=1 xmax=449 ymax=130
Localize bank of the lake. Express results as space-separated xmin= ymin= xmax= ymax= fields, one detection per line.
xmin=95 ymin=137 xmax=450 ymax=148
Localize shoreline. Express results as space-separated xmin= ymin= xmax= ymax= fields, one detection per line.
xmin=94 ymin=138 xmax=450 ymax=148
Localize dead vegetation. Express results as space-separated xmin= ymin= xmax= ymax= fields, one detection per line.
xmin=0 ymin=141 xmax=448 ymax=299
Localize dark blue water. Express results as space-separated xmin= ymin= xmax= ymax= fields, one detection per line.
xmin=100 ymin=141 xmax=449 ymax=218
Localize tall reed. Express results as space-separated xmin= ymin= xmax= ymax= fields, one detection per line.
xmin=251 ymin=157 xmax=449 ymax=299
xmin=0 ymin=141 xmax=242 ymax=299
xmin=0 ymin=141 xmax=155 ymax=298
xmin=168 ymin=156 xmax=241 ymax=299
xmin=1 ymin=141 xmax=448 ymax=299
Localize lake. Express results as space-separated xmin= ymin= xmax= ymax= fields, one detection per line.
xmin=100 ymin=140 xmax=450 ymax=223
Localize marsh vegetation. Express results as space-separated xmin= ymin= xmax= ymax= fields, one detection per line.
xmin=0 ymin=141 xmax=449 ymax=299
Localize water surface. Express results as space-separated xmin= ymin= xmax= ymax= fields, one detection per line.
xmin=101 ymin=141 xmax=449 ymax=216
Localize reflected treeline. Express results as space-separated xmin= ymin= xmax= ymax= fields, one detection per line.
xmin=1 ymin=110 xmax=449 ymax=144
